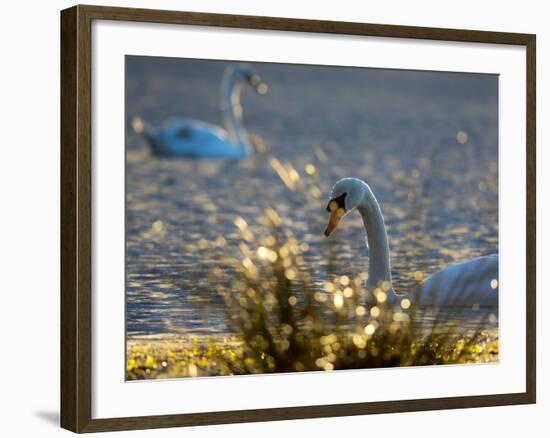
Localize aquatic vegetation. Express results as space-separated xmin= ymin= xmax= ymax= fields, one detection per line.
xmin=216 ymin=209 xmax=497 ymax=374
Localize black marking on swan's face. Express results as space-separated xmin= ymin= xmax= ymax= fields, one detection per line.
xmin=324 ymin=192 xmax=347 ymax=237
xmin=326 ymin=192 xmax=347 ymax=213
xmin=246 ymin=73 xmax=261 ymax=87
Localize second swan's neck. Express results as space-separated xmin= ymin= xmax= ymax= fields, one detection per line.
xmin=357 ymin=189 xmax=394 ymax=294
xmin=221 ymin=70 xmax=252 ymax=155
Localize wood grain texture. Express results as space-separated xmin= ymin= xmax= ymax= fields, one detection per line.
xmin=79 ymin=4 xmax=534 ymax=44
xmin=525 ymin=35 xmax=536 ymax=404
xmin=60 ymin=5 xmax=78 ymax=432
xmin=60 ymin=4 xmax=537 ymax=433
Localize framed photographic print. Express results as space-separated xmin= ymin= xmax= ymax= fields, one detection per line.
xmin=60 ymin=4 xmax=536 ymax=433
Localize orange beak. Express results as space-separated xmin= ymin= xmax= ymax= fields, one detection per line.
xmin=324 ymin=201 xmax=345 ymax=237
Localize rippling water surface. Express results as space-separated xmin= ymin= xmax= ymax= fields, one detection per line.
xmin=126 ymin=57 xmax=498 ymax=337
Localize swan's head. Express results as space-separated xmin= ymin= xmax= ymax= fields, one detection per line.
xmin=232 ymin=65 xmax=268 ymax=95
xmin=324 ymin=178 xmax=367 ymax=237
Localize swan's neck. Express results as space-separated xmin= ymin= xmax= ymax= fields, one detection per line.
xmin=357 ymin=194 xmax=394 ymax=294
xmin=221 ymin=71 xmax=252 ymax=154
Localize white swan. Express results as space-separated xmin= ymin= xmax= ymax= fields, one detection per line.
xmin=324 ymin=178 xmax=498 ymax=308
xmin=132 ymin=64 xmax=267 ymax=159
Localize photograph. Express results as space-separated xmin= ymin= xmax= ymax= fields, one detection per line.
xmin=125 ymin=56 xmax=499 ymax=380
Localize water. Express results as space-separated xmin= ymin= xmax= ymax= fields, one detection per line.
xmin=126 ymin=57 xmax=498 ymax=337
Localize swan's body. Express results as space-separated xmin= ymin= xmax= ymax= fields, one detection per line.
xmin=142 ymin=120 xmax=242 ymax=158
xmin=415 ymin=254 xmax=498 ymax=307
xmin=132 ymin=65 xmax=266 ymax=159
xmin=324 ymin=178 xmax=498 ymax=307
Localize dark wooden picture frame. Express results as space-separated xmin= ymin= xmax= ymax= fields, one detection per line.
xmin=61 ymin=4 xmax=536 ymax=433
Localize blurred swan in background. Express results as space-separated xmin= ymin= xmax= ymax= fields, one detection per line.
xmin=324 ymin=177 xmax=498 ymax=307
xmin=132 ymin=64 xmax=267 ymax=159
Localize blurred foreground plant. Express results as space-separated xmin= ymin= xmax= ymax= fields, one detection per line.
xmin=213 ymin=207 xmax=497 ymax=375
